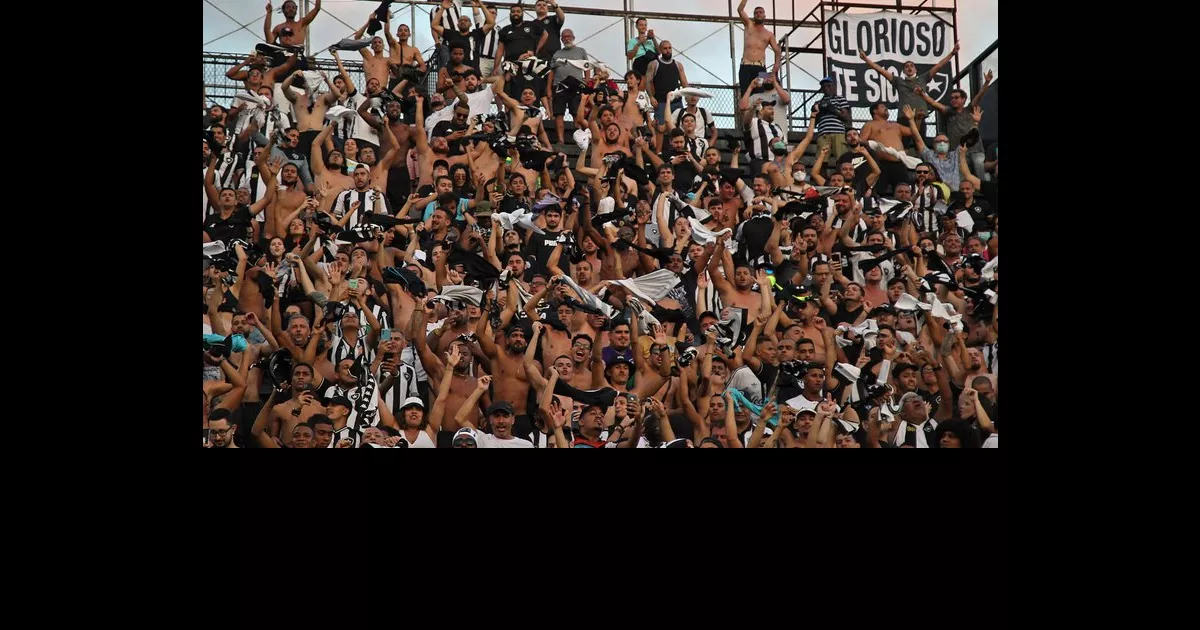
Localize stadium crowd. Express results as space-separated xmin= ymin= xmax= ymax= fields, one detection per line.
xmin=202 ymin=0 xmax=998 ymax=448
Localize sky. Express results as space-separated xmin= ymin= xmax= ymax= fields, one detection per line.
xmin=203 ymin=0 xmax=996 ymax=91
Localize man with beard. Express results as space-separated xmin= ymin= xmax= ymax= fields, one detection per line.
xmin=455 ymin=379 xmax=535 ymax=447
xmin=264 ymin=0 xmax=321 ymax=49
xmin=436 ymin=43 xmax=474 ymax=101
xmin=736 ymin=2 xmax=782 ymax=96
xmin=434 ymin=4 xmax=484 ymax=69
xmin=355 ymin=97 xmax=410 ymax=203
xmin=708 ymin=238 xmax=767 ymax=327
xmin=281 ymin=69 xmax=342 ymax=159
xmin=411 ymin=99 xmax=471 ymax=192
xmin=739 ymin=78 xmax=791 ymax=175
xmin=643 ymin=41 xmax=689 ymax=125
xmin=522 ymin=205 xmax=565 ymax=276
xmin=524 ymin=322 xmax=608 ymax=400
xmin=329 ymin=163 xmax=387 ymax=230
xmin=493 ymin=4 xmax=548 ymax=88
xmin=415 ymin=312 xmax=489 ymax=445
xmin=309 ymin=125 xmax=354 ymax=214
xmin=477 ymin=300 xmax=538 ymax=439
xmin=206 ymin=409 xmax=240 ymax=448
xmin=532 ymin=1 xmax=565 ymax=59
xmin=548 ymin=29 xmax=589 ymax=144
xmin=203 ymin=150 xmax=276 ymax=243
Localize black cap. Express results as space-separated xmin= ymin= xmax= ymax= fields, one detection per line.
xmin=869 ymin=303 xmax=897 ymax=316
xmin=486 ymin=401 xmax=515 ymax=416
xmin=327 ymin=395 xmax=353 ymax=409
xmin=606 ymin=356 xmax=635 ymax=370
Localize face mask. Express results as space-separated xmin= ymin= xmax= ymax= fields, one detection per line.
xmin=771 ymin=141 xmax=788 ymax=156
xmin=977 ymin=231 xmax=992 ymax=242
xmin=935 ymin=142 xmax=949 ymax=153
xmin=793 ymin=171 xmax=807 ymax=183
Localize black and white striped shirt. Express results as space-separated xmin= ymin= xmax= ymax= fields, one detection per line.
xmin=473 ymin=7 xmax=498 ymax=59
xmin=673 ymin=106 xmax=715 ymax=131
xmin=434 ymin=1 xmax=462 ymax=31
xmin=325 ymin=379 xmax=382 ymax=432
xmin=747 ymin=117 xmax=784 ymax=161
xmin=214 ymin=150 xmax=249 ymax=190
xmin=332 ymin=188 xmax=387 ymax=230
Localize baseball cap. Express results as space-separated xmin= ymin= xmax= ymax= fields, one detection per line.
xmin=819 ymin=76 xmax=834 ymax=85
xmin=327 ymin=395 xmax=353 ymax=409
xmin=400 ymin=396 xmax=425 ymax=410
xmin=605 ymin=356 xmax=635 ymax=370
xmin=452 ymin=427 xmax=478 ymax=446
xmin=430 ymin=93 xmax=446 ymax=105
xmin=486 ymin=401 xmax=515 ymax=416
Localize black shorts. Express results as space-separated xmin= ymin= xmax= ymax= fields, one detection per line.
xmin=386 ymin=164 xmax=413 ymax=210
xmin=437 ymin=429 xmax=455 ymax=449
xmin=296 ymin=129 xmax=320 ymax=158
xmin=738 ymin=63 xmax=767 ymax=98
xmin=552 ymin=87 xmax=581 ymax=118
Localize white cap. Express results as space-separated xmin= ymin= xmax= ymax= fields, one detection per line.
xmin=400 ymin=396 xmax=425 ymax=410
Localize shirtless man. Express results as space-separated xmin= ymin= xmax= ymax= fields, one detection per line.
xmin=477 ymin=290 xmax=537 ymax=439
xmin=412 ymin=98 xmax=471 ymax=189
xmin=356 ymin=96 xmax=409 ymax=196
xmin=268 ymin=362 xmax=325 ymax=446
xmin=618 ymin=72 xmax=652 ymax=135
xmin=708 ymin=236 xmax=766 ymax=326
xmin=225 ymin=50 xmax=298 ymax=92
xmin=283 ymin=69 xmax=342 ymax=158
xmin=415 ymin=321 xmax=489 ymax=439
xmin=860 ymin=101 xmax=913 ymax=194
xmin=264 ymin=0 xmax=321 ymax=48
xmin=389 ymin=23 xmax=428 ymax=82
xmin=523 ymin=322 xmax=607 ymax=401
xmin=264 ymin=161 xmax=309 ymax=240
xmin=437 ymin=43 xmax=474 ymax=101
xmin=736 ymin=1 xmax=782 ymax=96
xmin=353 ymin=16 xmax=393 ymax=88
xmin=309 ymin=125 xmax=354 ymax=213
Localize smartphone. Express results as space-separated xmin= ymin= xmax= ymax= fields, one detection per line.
xmin=380 ymin=328 xmax=392 ymax=341
xmin=348 ymin=279 xmax=359 ymax=290
xmin=203 ymin=428 xmax=210 ymax=445
xmin=757 ymin=71 xmax=771 ymax=81
xmin=832 ymin=252 xmax=842 ymax=263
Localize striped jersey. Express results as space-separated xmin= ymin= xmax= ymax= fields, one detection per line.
xmin=815 ymin=94 xmax=850 ymax=135
xmin=332 ymin=188 xmax=388 ymax=230
xmin=747 ymin=116 xmax=785 ymax=161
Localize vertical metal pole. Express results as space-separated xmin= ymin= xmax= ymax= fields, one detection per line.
xmin=728 ymin=0 xmax=736 ymax=87
xmin=952 ymin=0 xmax=961 ymax=87
xmin=624 ymin=0 xmax=631 ymax=71
xmin=303 ymin=0 xmax=312 ymax=57
xmin=411 ymin=2 xmax=417 ymax=50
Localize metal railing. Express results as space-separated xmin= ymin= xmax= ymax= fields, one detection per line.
xmin=204 ymin=50 xmax=939 ymax=138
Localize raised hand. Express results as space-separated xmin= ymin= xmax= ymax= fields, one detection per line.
xmin=901 ymin=104 xmax=915 ymax=120
xmin=268 ymin=155 xmax=285 ymax=175
xmin=653 ymin=324 xmax=668 ymax=344
xmin=445 ymin=349 xmax=461 ymax=368
xmin=760 ymin=401 xmax=778 ymax=421
xmin=984 ymin=69 xmax=994 ymax=83
xmin=971 ymin=106 xmax=983 ymax=124
xmin=336 ymin=438 xmax=354 ymax=448
xmin=476 ymin=375 xmax=493 ymax=392
xmin=262 ymin=261 xmax=279 ymax=281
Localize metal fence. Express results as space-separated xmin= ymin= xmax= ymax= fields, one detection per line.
xmin=203 ymin=51 xmax=936 ymax=135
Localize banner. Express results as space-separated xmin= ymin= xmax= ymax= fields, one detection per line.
xmin=825 ymin=11 xmax=954 ymax=107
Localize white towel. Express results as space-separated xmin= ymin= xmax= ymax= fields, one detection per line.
xmin=687 ymin=218 xmax=738 ymax=255
xmin=675 ymin=87 xmax=714 ymax=99
xmin=203 ymin=241 xmax=228 ymax=257
xmin=867 ymin=140 xmax=923 ymax=169
xmin=494 ymin=208 xmax=544 ymax=235
xmin=893 ymin=293 xmax=932 ymax=312
xmin=325 ymin=105 xmax=358 ymax=121
xmin=956 ymin=210 xmax=975 ymax=231
xmin=605 ymin=268 xmax=682 ymax=305
xmin=980 ymin=255 xmax=998 ymax=282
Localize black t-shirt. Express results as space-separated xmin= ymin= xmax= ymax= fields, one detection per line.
xmin=735 ymin=215 xmax=775 ymax=264
xmin=535 ymin=14 xmax=562 ymax=58
xmin=661 ymin=150 xmax=699 ymax=195
xmin=431 ymin=119 xmax=469 ymax=156
xmin=952 ymin=198 xmax=995 ymax=232
xmin=442 ymin=29 xmax=473 ymax=60
xmin=204 ymin=206 xmax=252 ymax=243
xmin=752 ymin=361 xmax=780 ymax=396
xmin=498 ymin=20 xmax=545 ymax=60
xmin=836 ymin=148 xmax=879 ymax=197
xmin=524 ymin=229 xmax=563 ymax=275
xmin=499 ymin=194 xmax=531 ymax=215
xmin=829 ymin=302 xmax=863 ymax=328
xmin=918 ymin=387 xmax=944 ymax=419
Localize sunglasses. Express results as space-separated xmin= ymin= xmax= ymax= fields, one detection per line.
xmin=915 ymin=170 xmax=931 ymax=175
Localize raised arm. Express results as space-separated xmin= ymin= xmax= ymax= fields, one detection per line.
xmin=454 ymin=375 xmax=493 ymax=430
xmin=857 ymin=50 xmax=895 ymax=83
xmin=737 ymin=0 xmax=751 ymax=26
xmin=971 ymin=70 xmax=994 ymax=109
xmin=301 ymin=0 xmax=322 ymax=27
xmin=928 ymin=41 xmax=959 ymax=80
xmin=903 ymin=105 xmax=928 ymax=154
xmin=524 ymin=322 xmax=549 ymax=392
xmin=263 ymin=2 xmax=275 ymax=42
xmin=959 ymin=141 xmax=981 ymax=189
xmin=250 ymin=390 xmax=281 ymax=448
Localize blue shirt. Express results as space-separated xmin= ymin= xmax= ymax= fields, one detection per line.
xmin=423 ymin=198 xmax=473 ymax=222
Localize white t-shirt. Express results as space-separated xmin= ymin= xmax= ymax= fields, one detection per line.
xmin=340 ymin=91 xmax=381 ymax=148
xmin=982 ymin=433 xmax=998 ymax=448
xmin=403 ymin=430 xmax=437 ymax=448
xmin=475 ymin=432 xmax=534 ymax=448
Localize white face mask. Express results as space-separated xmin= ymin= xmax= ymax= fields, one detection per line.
xmin=935 ymin=142 xmax=950 ymax=153
xmin=793 ymin=171 xmax=807 ymax=183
